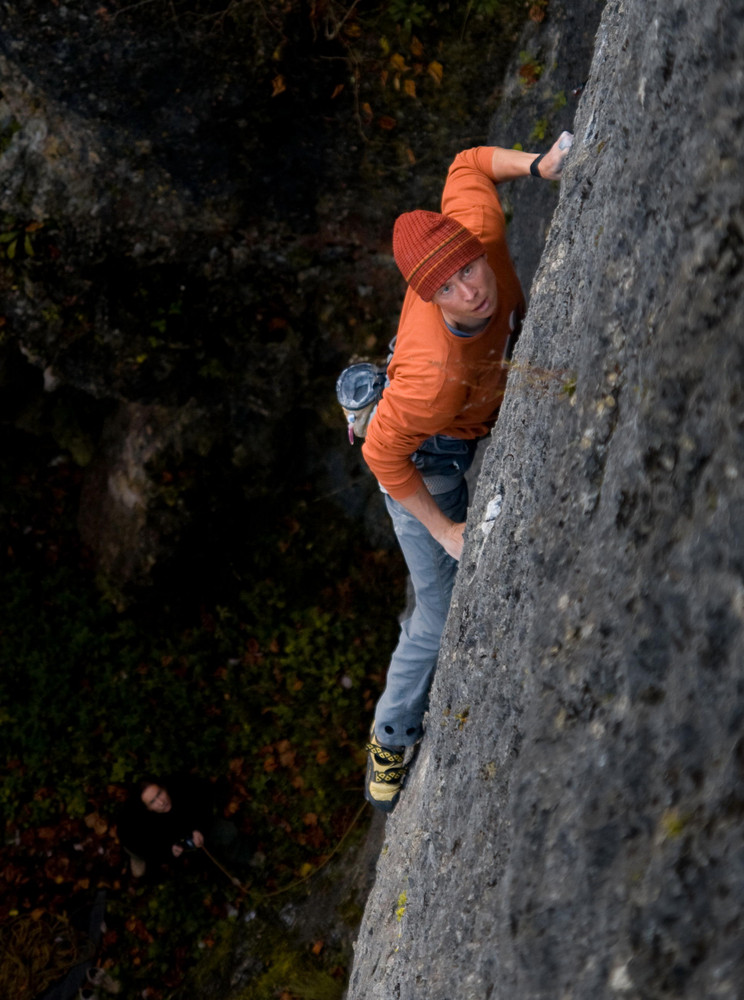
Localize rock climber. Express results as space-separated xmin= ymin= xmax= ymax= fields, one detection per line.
xmin=361 ymin=132 xmax=574 ymax=811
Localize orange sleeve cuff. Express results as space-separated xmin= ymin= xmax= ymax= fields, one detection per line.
xmin=361 ymin=435 xmax=425 ymax=501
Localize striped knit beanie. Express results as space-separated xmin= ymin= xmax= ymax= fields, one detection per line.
xmin=393 ymin=210 xmax=485 ymax=302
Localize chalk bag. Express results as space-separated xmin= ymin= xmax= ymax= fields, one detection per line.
xmin=335 ymin=362 xmax=386 ymax=444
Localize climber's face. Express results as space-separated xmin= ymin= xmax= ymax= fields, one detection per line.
xmin=141 ymin=784 xmax=172 ymax=813
xmin=431 ymin=254 xmax=498 ymax=334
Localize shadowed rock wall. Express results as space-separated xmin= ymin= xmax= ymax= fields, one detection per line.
xmin=348 ymin=1 xmax=744 ymax=997
xmin=487 ymin=0 xmax=604 ymax=294
xmin=0 ymin=1 xmax=527 ymax=601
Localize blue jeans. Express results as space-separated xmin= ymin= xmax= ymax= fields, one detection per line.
xmin=374 ymin=478 xmax=469 ymax=747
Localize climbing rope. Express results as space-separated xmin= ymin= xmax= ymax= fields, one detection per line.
xmin=0 ymin=911 xmax=93 ymax=1000
xmin=0 ymin=803 xmax=368 ymax=1000
xmin=263 ymin=801 xmax=368 ymax=900
xmin=200 ymin=801 xmax=368 ymax=901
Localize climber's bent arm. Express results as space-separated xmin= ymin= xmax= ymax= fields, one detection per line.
xmin=396 ymin=483 xmax=466 ymax=562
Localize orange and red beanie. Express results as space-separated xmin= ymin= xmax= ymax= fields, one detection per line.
xmin=392 ymin=210 xmax=485 ymax=302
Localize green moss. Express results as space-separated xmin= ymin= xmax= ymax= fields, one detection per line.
xmin=337 ymin=897 xmax=365 ymax=926
xmin=561 ymin=375 xmax=577 ymax=399
xmin=529 ymin=117 xmax=549 ymax=142
xmin=50 ymin=401 xmax=96 ymax=466
xmin=518 ymin=51 xmax=544 ymax=89
xmin=244 ymin=958 xmax=343 ymax=1000
xmin=41 ymin=304 xmax=62 ymax=325
xmin=455 ymin=706 xmax=470 ymax=729
xmin=0 ymin=117 xmax=21 ymax=154
xmin=660 ymin=808 xmax=691 ymax=839
xmin=187 ymin=920 xmax=345 ymax=1000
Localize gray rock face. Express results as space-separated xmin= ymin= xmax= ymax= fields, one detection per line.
xmin=348 ymin=1 xmax=744 ymax=998
xmin=488 ymin=0 xmax=604 ymax=294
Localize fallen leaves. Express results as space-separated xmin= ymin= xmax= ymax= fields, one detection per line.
xmin=380 ymin=39 xmax=443 ymax=103
xmin=529 ymin=1 xmax=548 ymax=23
xmin=84 ymin=811 xmax=109 ymax=836
xmin=427 ymin=60 xmax=443 ymax=85
xmin=518 ymin=57 xmax=543 ymax=87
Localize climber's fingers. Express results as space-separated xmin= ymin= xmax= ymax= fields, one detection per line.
xmin=538 ymin=131 xmax=574 ymax=180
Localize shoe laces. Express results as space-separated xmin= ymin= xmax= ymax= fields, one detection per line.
xmin=365 ymin=741 xmax=404 ymax=765
xmin=372 ymin=765 xmax=407 ymax=784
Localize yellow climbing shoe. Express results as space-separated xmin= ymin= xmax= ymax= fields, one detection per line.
xmin=364 ymin=725 xmax=407 ymax=813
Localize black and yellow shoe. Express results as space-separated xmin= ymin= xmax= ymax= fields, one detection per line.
xmin=364 ymin=725 xmax=408 ymax=813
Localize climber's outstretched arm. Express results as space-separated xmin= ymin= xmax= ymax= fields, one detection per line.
xmin=489 ymin=131 xmax=574 ymax=182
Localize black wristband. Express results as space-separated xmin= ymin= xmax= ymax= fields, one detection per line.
xmin=530 ymin=152 xmax=546 ymax=178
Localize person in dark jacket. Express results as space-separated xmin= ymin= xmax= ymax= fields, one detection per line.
xmin=116 ymin=774 xmax=215 ymax=877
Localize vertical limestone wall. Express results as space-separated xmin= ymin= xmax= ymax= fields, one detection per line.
xmin=348 ymin=1 xmax=744 ymax=997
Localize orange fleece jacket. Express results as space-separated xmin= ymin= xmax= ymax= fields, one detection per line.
xmin=362 ymin=146 xmax=525 ymax=500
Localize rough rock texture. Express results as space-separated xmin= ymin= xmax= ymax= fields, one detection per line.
xmin=488 ymin=0 xmax=604 ymax=294
xmin=348 ymin=1 xmax=744 ymax=998
xmin=76 ymin=398 xmax=215 ymax=590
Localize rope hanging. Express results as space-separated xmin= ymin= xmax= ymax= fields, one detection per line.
xmin=201 ymin=801 xmax=368 ymax=900
xmin=0 ymin=911 xmax=93 ymax=1000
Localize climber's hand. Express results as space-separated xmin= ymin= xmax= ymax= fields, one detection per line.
xmin=439 ymin=521 xmax=466 ymax=562
xmin=537 ymin=131 xmax=574 ymax=180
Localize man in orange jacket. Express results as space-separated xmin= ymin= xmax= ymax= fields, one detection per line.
xmin=361 ymin=132 xmax=573 ymax=811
